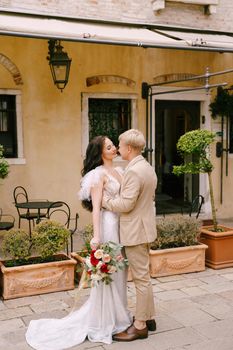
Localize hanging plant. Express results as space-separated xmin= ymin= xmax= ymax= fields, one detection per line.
xmin=209 ymin=86 xmax=233 ymax=119
xmin=0 ymin=144 xmax=9 ymax=179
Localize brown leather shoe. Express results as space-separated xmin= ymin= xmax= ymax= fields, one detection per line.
xmin=113 ymin=324 xmax=148 ymax=342
xmin=146 ymin=319 xmax=156 ymax=331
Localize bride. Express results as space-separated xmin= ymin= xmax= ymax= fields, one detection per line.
xmin=25 ymin=135 xmax=132 ymax=350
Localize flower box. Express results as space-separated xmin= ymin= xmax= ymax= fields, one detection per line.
xmin=199 ymin=225 xmax=233 ymax=269
xmin=0 ymin=253 xmax=77 ymax=300
xmin=149 ymin=244 xmax=208 ymax=278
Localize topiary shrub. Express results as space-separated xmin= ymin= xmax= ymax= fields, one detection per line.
xmin=32 ymin=220 xmax=70 ymax=259
xmin=151 ymin=215 xmax=200 ymax=250
xmin=2 ymin=229 xmax=31 ymax=263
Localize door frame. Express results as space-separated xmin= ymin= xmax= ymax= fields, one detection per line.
xmin=151 ymin=86 xmax=212 ymax=216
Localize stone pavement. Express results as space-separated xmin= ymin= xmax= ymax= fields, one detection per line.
xmin=1 ymin=265 xmax=233 ymax=350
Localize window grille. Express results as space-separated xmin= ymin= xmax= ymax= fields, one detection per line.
xmin=0 ymin=95 xmax=17 ymax=157
xmin=88 ymin=98 xmax=131 ymax=146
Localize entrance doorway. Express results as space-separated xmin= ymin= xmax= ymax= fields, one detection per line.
xmin=155 ymin=100 xmax=200 ymax=215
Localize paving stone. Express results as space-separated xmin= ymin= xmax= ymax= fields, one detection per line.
xmin=158 ymin=279 xmax=205 ymax=291
xmin=198 ymin=301 xmax=233 ymax=320
xmin=198 ymin=274 xmax=232 ymax=284
xmin=221 ymin=273 xmax=233 ymax=281
xmin=154 ymin=314 xmax=184 ymax=333
xmin=156 ymin=275 xmax=185 ymax=283
xmin=0 ymin=318 xmax=25 ymax=334
xmin=200 ymin=281 xmax=233 ymax=293
xmin=3 ymin=295 xmax=41 ymax=308
xmin=39 ymin=290 xmax=70 ymax=301
xmin=181 ymin=286 xmax=209 ymax=297
xmin=193 ymin=318 xmax=233 ymax=339
xmin=0 ymin=306 xmax=33 ymax=321
xmin=184 ymin=336 xmax=233 ymax=350
xmin=156 ymin=290 xmax=188 ymax=301
xmin=146 ymin=327 xmax=206 ymax=350
xmin=29 ymin=300 xmax=70 ymax=313
xmin=159 ymin=298 xmax=199 ymax=312
xmin=168 ymin=307 xmax=217 ymax=326
xmin=22 ymin=309 xmax=68 ymax=326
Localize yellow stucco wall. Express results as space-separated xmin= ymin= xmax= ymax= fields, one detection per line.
xmin=0 ymin=35 xmax=233 ymax=231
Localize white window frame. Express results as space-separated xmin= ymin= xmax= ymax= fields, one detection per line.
xmin=152 ymin=0 xmax=219 ymax=14
xmin=0 ymin=89 xmax=25 ymax=164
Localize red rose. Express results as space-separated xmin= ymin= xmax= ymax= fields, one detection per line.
xmin=90 ymin=251 xmax=99 ymax=266
xmin=100 ymin=264 xmax=108 ymax=273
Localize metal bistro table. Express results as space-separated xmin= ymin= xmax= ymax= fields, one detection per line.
xmin=15 ymin=201 xmax=62 ymax=235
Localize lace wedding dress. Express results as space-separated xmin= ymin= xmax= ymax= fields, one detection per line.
xmin=26 ymin=166 xmax=132 ymax=350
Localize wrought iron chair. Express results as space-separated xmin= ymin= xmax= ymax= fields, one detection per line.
xmin=13 ymin=186 xmax=47 ymax=235
xmin=47 ymin=201 xmax=79 ymax=254
xmin=0 ymin=208 xmax=15 ymax=231
xmin=181 ymin=194 xmax=204 ymax=219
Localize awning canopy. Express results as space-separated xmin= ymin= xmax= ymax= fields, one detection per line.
xmin=0 ymin=12 xmax=233 ymax=53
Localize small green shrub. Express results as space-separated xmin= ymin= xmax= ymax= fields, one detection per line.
xmin=0 ymin=144 xmax=9 ymax=179
xmin=32 ymin=220 xmax=70 ymax=259
xmin=151 ymin=215 xmax=200 ymax=250
xmin=2 ymin=229 xmax=31 ymax=261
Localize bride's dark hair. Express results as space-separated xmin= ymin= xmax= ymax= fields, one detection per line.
xmin=81 ymin=135 xmax=106 ymax=212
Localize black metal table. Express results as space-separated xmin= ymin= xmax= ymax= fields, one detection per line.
xmin=15 ymin=201 xmax=62 ymax=225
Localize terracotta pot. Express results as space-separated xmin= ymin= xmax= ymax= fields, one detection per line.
xmin=0 ymin=253 xmax=77 ymax=300
xmin=199 ymin=225 xmax=233 ymax=269
xmin=149 ymin=243 xmax=208 ymax=278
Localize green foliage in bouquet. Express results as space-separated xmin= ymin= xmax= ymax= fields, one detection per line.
xmin=151 ymin=215 xmax=200 ymax=250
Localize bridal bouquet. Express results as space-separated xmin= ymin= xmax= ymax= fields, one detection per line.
xmin=84 ymin=241 xmax=128 ymax=286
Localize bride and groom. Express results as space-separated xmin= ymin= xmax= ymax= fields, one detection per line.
xmin=26 ymin=129 xmax=157 ymax=349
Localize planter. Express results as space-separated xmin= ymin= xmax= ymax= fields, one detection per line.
xmin=199 ymin=225 xmax=233 ymax=269
xmin=0 ymin=253 xmax=77 ymax=300
xmin=149 ymin=243 xmax=208 ymax=278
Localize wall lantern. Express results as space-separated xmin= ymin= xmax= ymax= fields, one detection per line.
xmin=47 ymin=40 xmax=72 ymax=92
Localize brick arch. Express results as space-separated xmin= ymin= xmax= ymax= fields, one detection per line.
xmin=0 ymin=54 xmax=23 ymax=85
xmin=153 ymin=73 xmax=204 ymax=85
xmin=86 ymin=75 xmax=136 ymax=88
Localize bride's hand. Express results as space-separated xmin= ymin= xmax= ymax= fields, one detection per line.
xmin=90 ymin=237 xmax=100 ymax=250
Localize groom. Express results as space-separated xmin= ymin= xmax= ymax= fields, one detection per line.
xmin=102 ymin=129 xmax=157 ymax=341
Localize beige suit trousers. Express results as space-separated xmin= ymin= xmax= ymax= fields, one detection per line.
xmin=125 ymin=244 xmax=155 ymax=321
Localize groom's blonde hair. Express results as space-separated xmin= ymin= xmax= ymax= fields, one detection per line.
xmin=119 ymin=129 xmax=146 ymax=151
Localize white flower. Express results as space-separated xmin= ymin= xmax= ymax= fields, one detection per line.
xmin=85 ymin=257 xmax=92 ymax=269
xmin=96 ymin=261 xmax=103 ymax=269
xmin=94 ymin=249 xmax=104 ymax=259
xmin=103 ymin=254 xmax=111 ymax=263
xmin=91 ymin=273 xmax=102 ymax=281
xmin=108 ymin=265 xmax=117 ymax=274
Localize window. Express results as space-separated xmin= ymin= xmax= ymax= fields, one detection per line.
xmin=0 ymin=95 xmax=17 ymax=158
xmin=88 ymin=98 xmax=131 ymax=146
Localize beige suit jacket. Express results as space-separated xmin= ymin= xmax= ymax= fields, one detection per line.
xmin=103 ymin=155 xmax=157 ymax=246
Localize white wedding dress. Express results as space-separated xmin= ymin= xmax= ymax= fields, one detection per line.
xmin=26 ymin=166 xmax=132 ymax=350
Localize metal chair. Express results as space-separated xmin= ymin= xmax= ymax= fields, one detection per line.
xmin=47 ymin=201 xmax=79 ymax=254
xmin=181 ymin=194 xmax=204 ymax=219
xmin=13 ymin=186 xmax=47 ymax=235
xmin=0 ymin=208 xmax=15 ymax=231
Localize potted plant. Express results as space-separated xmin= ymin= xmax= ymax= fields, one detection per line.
xmin=0 ymin=144 xmax=9 ymax=180
xmin=150 ymin=215 xmax=208 ymax=277
xmin=0 ymin=220 xmax=77 ymax=299
xmin=173 ymin=129 xmax=233 ymax=269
